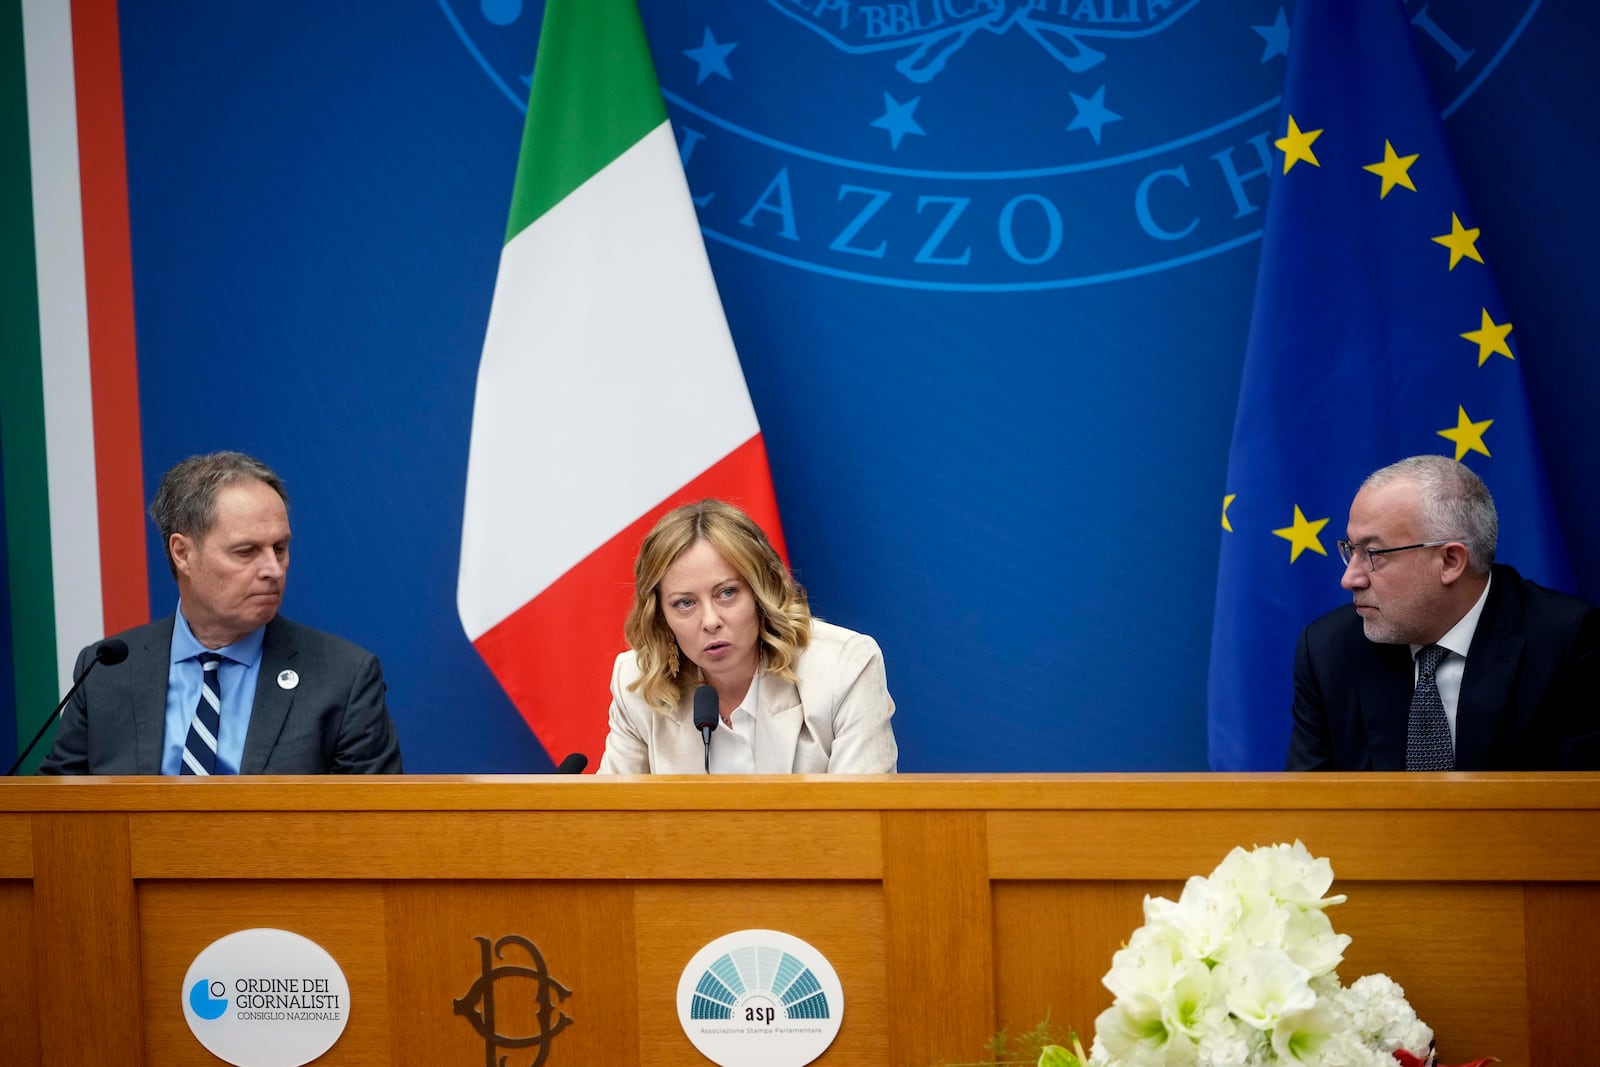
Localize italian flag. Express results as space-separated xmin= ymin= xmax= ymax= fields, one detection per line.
xmin=456 ymin=0 xmax=784 ymax=767
xmin=2 ymin=0 xmax=147 ymax=769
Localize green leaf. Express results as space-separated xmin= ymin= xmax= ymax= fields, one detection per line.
xmin=1037 ymin=1045 xmax=1082 ymax=1067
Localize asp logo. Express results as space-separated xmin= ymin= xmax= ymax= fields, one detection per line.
xmin=189 ymin=978 xmax=230 ymax=1021
xmin=675 ymin=929 xmax=844 ymax=1067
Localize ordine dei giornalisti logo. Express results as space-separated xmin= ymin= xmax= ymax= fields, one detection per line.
xmin=440 ymin=0 xmax=1538 ymax=292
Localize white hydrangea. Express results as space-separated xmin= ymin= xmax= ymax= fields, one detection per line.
xmin=1334 ymin=973 xmax=1434 ymax=1054
xmin=1193 ymin=1015 xmax=1269 ymax=1067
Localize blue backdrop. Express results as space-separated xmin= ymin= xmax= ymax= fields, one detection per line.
xmin=81 ymin=0 xmax=1599 ymax=772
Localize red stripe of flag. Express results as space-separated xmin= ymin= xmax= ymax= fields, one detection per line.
xmin=72 ymin=0 xmax=148 ymax=632
xmin=472 ymin=435 xmax=784 ymax=767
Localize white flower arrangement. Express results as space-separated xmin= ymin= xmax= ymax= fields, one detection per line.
xmin=1084 ymin=841 xmax=1435 ymax=1067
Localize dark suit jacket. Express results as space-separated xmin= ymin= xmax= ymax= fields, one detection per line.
xmin=1287 ymin=564 xmax=1600 ymax=770
xmin=38 ymin=615 xmax=403 ymax=775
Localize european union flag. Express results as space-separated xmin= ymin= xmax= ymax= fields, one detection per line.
xmin=1207 ymin=0 xmax=1573 ymax=771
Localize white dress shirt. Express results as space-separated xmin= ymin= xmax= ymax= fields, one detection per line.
xmin=1411 ymin=575 xmax=1493 ymax=745
xmin=707 ymin=672 xmax=759 ymax=774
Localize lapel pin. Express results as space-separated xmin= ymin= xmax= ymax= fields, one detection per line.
xmin=277 ymin=669 xmax=300 ymax=690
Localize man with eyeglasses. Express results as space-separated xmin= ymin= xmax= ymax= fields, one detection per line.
xmin=1287 ymin=455 xmax=1599 ymax=771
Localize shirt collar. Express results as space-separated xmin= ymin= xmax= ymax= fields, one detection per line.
xmin=1412 ymin=572 xmax=1492 ymax=662
xmin=171 ymin=603 xmax=267 ymax=667
xmin=727 ymin=669 xmax=761 ymax=723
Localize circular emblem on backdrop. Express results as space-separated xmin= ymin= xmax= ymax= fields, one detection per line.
xmin=675 ymin=929 xmax=844 ymax=1067
xmin=181 ymin=929 xmax=351 ymax=1067
xmin=440 ymin=0 xmax=1537 ymax=292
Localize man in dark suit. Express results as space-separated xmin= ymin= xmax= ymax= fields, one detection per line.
xmin=40 ymin=452 xmax=402 ymax=775
xmin=1288 ymin=455 xmax=1600 ymax=771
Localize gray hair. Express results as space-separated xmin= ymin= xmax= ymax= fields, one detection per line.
xmin=1361 ymin=455 xmax=1497 ymax=574
xmin=149 ymin=452 xmax=288 ymax=578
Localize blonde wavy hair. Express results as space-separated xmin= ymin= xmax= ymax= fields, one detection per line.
xmin=625 ymin=499 xmax=812 ymax=713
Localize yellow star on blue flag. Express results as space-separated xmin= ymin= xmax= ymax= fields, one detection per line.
xmin=1272 ymin=505 xmax=1330 ymax=562
xmin=1208 ymin=0 xmax=1571 ymax=771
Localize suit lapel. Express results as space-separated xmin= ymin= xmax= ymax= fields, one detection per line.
xmin=240 ymin=618 xmax=297 ymax=774
xmin=658 ymin=702 xmax=706 ymax=773
xmin=1456 ymin=573 xmax=1520 ymax=769
xmin=1358 ymin=641 xmax=1414 ymax=770
xmin=754 ymin=673 xmax=804 ymax=774
xmin=133 ymin=618 xmax=178 ymax=774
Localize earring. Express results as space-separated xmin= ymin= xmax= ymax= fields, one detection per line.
xmin=667 ymin=644 xmax=680 ymax=678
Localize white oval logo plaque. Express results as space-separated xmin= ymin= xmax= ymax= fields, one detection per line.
xmin=180 ymin=928 xmax=351 ymax=1067
xmin=676 ymin=928 xmax=844 ymax=1067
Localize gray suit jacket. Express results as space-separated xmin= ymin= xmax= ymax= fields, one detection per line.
xmin=39 ymin=615 xmax=403 ymax=775
xmin=596 ymin=620 xmax=898 ymax=774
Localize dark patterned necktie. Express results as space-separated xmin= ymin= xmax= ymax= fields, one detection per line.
xmin=1406 ymin=644 xmax=1453 ymax=770
xmin=180 ymin=653 xmax=223 ymax=775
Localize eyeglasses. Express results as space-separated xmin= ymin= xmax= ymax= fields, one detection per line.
xmin=1336 ymin=539 xmax=1456 ymax=571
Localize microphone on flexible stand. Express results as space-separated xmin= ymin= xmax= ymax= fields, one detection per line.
xmin=7 ymin=638 xmax=130 ymax=775
xmin=692 ymin=685 xmax=719 ymax=773
xmin=554 ymin=752 xmax=588 ymax=774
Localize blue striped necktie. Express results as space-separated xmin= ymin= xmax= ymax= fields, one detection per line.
xmin=180 ymin=652 xmax=224 ymax=775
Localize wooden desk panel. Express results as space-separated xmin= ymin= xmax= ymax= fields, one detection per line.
xmin=0 ymin=813 xmax=31 ymax=876
xmin=137 ymin=882 xmax=391 ymax=1066
xmin=0 ymin=880 xmax=39 ymax=1064
xmin=127 ymin=810 xmax=884 ymax=880
xmin=386 ymin=881 xmax=640 ymax=1067
xmin=0 ymin=774 xmax=1594 ymax=1067
xmin=987 ymin=809 xmax=1600 ymax=880
xmin=634 ymin=882 xmax=889 ymax=1065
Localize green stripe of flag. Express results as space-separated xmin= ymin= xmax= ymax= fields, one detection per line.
xmin=505 ymin=0 xmax=667 ymax=244
xmin=0 ymin=0 xmax=60 ymax=765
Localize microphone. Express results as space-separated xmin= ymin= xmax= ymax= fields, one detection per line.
xmin=7 ymin=638 xmax=130 ymax=775
xmin=692 ymin=685 xmax=719 ymax=774
xmin=554 ymin=752 xmax=588 ymax=774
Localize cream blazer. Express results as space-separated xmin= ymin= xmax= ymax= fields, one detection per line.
xmin=596 ymin=620 xmax=898 ymax=774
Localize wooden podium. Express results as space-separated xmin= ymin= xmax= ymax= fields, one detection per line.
xmin=3 ymin=774 xmax=1596 ymax=1066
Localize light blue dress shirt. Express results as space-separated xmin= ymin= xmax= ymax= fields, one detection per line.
xmin=162 ymin=608 xmax=265 ymax=775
